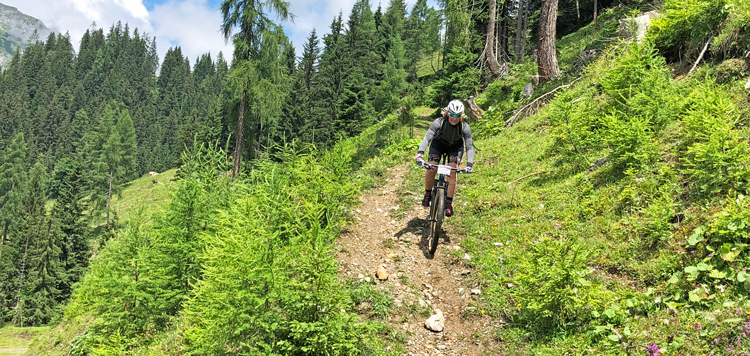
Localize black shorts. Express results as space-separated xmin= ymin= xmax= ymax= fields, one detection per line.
xmin=428 ymin=139 xmax=464 ymax=164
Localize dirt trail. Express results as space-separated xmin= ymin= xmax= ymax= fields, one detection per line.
xmin=336 ymin=164 xmax=501 ymax=355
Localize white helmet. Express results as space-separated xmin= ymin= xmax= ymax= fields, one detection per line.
xmin=447 ymin=100 xmax=464 ymax=116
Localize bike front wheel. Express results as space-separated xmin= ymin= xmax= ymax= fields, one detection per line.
xmin=428 ymin=188 xmax=444 ymax=254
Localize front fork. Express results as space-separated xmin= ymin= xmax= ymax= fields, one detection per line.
xmin=428 ymin=177 xmax=449 ymax=222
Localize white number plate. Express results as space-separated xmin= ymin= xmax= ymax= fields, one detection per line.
xmin=437 ymin=165 xmax=452 ymax=176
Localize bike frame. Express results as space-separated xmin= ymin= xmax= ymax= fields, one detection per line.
xmin=422 ymin=154 xmax=465 ymax=254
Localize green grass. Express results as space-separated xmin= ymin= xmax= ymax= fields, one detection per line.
xmin=416 ymin=51 xmax=443 ymax=78
xmin=0 ymin=326 xmax=48 ymax=356
xmin=110 ymin=168 xmax=178 ymax=224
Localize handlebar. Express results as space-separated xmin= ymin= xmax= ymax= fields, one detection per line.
xmin=418 ymin=161 xmax=472 ymax=174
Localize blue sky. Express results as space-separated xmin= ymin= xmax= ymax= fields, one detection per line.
xmin=3 ymin=0 xmax=433 ymax=67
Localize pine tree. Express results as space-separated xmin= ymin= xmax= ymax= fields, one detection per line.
xmin=49 ymin=157 xmax=91 ymax=299
xmin=313 ymin=14 xmax=346 ymax=146
xmin=116 ymin=108 xmax=138 ymax=181
xmin=11 ymin=162 xmax=54 ymax=326
xmin=0 ymin=133 xmax=27 ymax=246
xmin=220 ymin=0 xmax=291 ymax=175
xmin=0 ymin=133 xmax=27 ymax=322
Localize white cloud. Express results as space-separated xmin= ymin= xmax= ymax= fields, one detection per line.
xmin=3 ymin=0 xmax=230 ymax=69
xmin=3 ymin=0 xmax=434 ymax=67
xmin=149 ymin=0 xmax=232 ymax=63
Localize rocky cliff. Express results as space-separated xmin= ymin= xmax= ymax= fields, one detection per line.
xmin=0 ymin=2 xmax=51 ymax=68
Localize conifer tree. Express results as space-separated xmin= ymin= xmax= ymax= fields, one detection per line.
xmin=11 ymin=162 xmax=53 ymax=326
xmin=220 ymin=0 xmax=291 ymax=175
xmin=313 ymin=14 xmax=346 ymax=146
xmin=0 ymin=133 xmax=27 ymax=322
xmin=0 ymin=133 xmax=27 ymax=246
xmin=49 ymin=157 xmax=91 ymax=299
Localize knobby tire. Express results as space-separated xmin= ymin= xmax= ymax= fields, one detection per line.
xmin=429 ymin=188 xmax=445 ymax=254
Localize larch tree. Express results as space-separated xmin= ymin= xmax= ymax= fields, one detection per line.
xmin=220 ymin=0 xmax=291 ymax=177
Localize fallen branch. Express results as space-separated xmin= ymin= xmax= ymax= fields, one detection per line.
xmin=505 ymin=77 xmax=582 ymax=128
xmin=508 ymin=170 xmax=547 ymax=184
xmin=688 ymin=36 xmax=713 ymax=76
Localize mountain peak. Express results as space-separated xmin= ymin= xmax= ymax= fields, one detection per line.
xmin=0 ymin=2 xmax=52 ymax=68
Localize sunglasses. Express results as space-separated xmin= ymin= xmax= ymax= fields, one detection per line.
xmin=449 ymin=113 xmax=460 ymax=118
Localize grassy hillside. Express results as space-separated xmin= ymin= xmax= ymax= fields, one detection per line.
xmin=415 ymin=6 xmax=750 ymax=354
xmin=109 ymin=169 xmax=178 ymax=224
xmin=0 ymin=326 xmax=47 ymax=356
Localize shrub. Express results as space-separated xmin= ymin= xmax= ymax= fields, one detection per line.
xmin=601 ymin=113 xmax=658 ymax=171
xmin=514 ymin=236 xmax=606 ymax=329
xmin=679 ymin=85 xmax=750 ymax=196
xmin=648 ymin=0 xmax=728 ymax=61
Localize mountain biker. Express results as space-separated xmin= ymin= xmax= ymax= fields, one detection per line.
xmin=415 ymin=99 xmax=474 ymax=217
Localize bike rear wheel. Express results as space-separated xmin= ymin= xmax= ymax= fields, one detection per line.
xmin=428 ymin=188 xmax=444 ymax=254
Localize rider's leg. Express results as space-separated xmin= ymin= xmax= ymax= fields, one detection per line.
xmin=447 ymin=162 xmax=458 ymax=198
xmin=425 ymin=150 xmax=442 ymax=192
xmin=425 ymin=160 xmax=438 ymax=191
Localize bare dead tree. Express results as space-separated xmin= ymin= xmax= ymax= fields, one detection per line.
xmin=514 ymin=0 xmax=528 ymax=61
xmin=537 ymin=0 xmax=561 ymax=83
xmin=483 ymin=0 xmax=509 ymax=76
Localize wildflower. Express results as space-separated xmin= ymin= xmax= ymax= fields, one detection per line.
xmin=744 ymin=333 xmax=747 ymax=338
xmin=709 ymin=254 xmax=714 ymax=258
xmin=696 ymin=322 xmax=703 ymax=330
xmin=736 ymin=338 xmax=742 ymax=345
xmin=745 ymin=321 xmax=750 ymax=332
xmin=648 ymin=343 xmax=659 ymax=356
xmin=691 ymin=250 xmax=695 ymax=254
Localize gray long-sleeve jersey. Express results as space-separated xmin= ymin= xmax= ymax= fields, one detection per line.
xmin=418 ymin=117 xmax=474 ymax=164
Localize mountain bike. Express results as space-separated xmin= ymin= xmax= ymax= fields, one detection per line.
xmin=419 ymin=156 xmax=471 ymax=255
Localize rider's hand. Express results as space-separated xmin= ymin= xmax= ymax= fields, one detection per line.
xmin=464 ymin=163 xmax=473 ymax=174
xmin=416 ymin=153 xmax=425 ymax=167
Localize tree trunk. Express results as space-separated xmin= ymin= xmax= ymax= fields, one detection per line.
xmin=106 ymin=167 xmax=113 ymax=230
xmin=537 ymin=0 xmax=561 ymax=83
xmin=514 ymin=0 xmax=526 ymax=60
xmin=484 ymin=0 xmax=506 ymax=75
xmin=233 ymin=90 xmax=247 ymax=178
xmin=520 ymin=0 xmax=529 ymax=60
xmin=576 ymin=0 xmax=580 ymax=21
xmin=499 ymin=1 xmax=510 ymax=61
xmin=12 ymin=233 xmax=30 ymax=327
xmin=594 ymin=0 xmax=598 ymax=28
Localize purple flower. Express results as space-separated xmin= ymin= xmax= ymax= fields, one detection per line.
xmin=745 ymin=321 xmax=750 ymax=332
xmin=727 ymin=346 xmax=734 ymax=354
xmin=743 ymin=333 xmax=747 ymax=338
xmin=648 ymin=343 xmax=659 ymax=356
xmin=736 ymin=338 xmax=742 ymax=345
xmin=740 ymin=352 xmax=748 ymax=356
xmin=709 ymin=254 xmax=714 ymax=258
xmin=691 ymin=250 xmax=695 ymax=254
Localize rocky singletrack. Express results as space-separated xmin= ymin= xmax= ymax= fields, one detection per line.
xmin=336 ymin=163 xmax=502 ymax=355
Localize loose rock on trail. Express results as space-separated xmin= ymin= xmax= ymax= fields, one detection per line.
xmin=336 ymin=164 xmax=502 ymax=355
